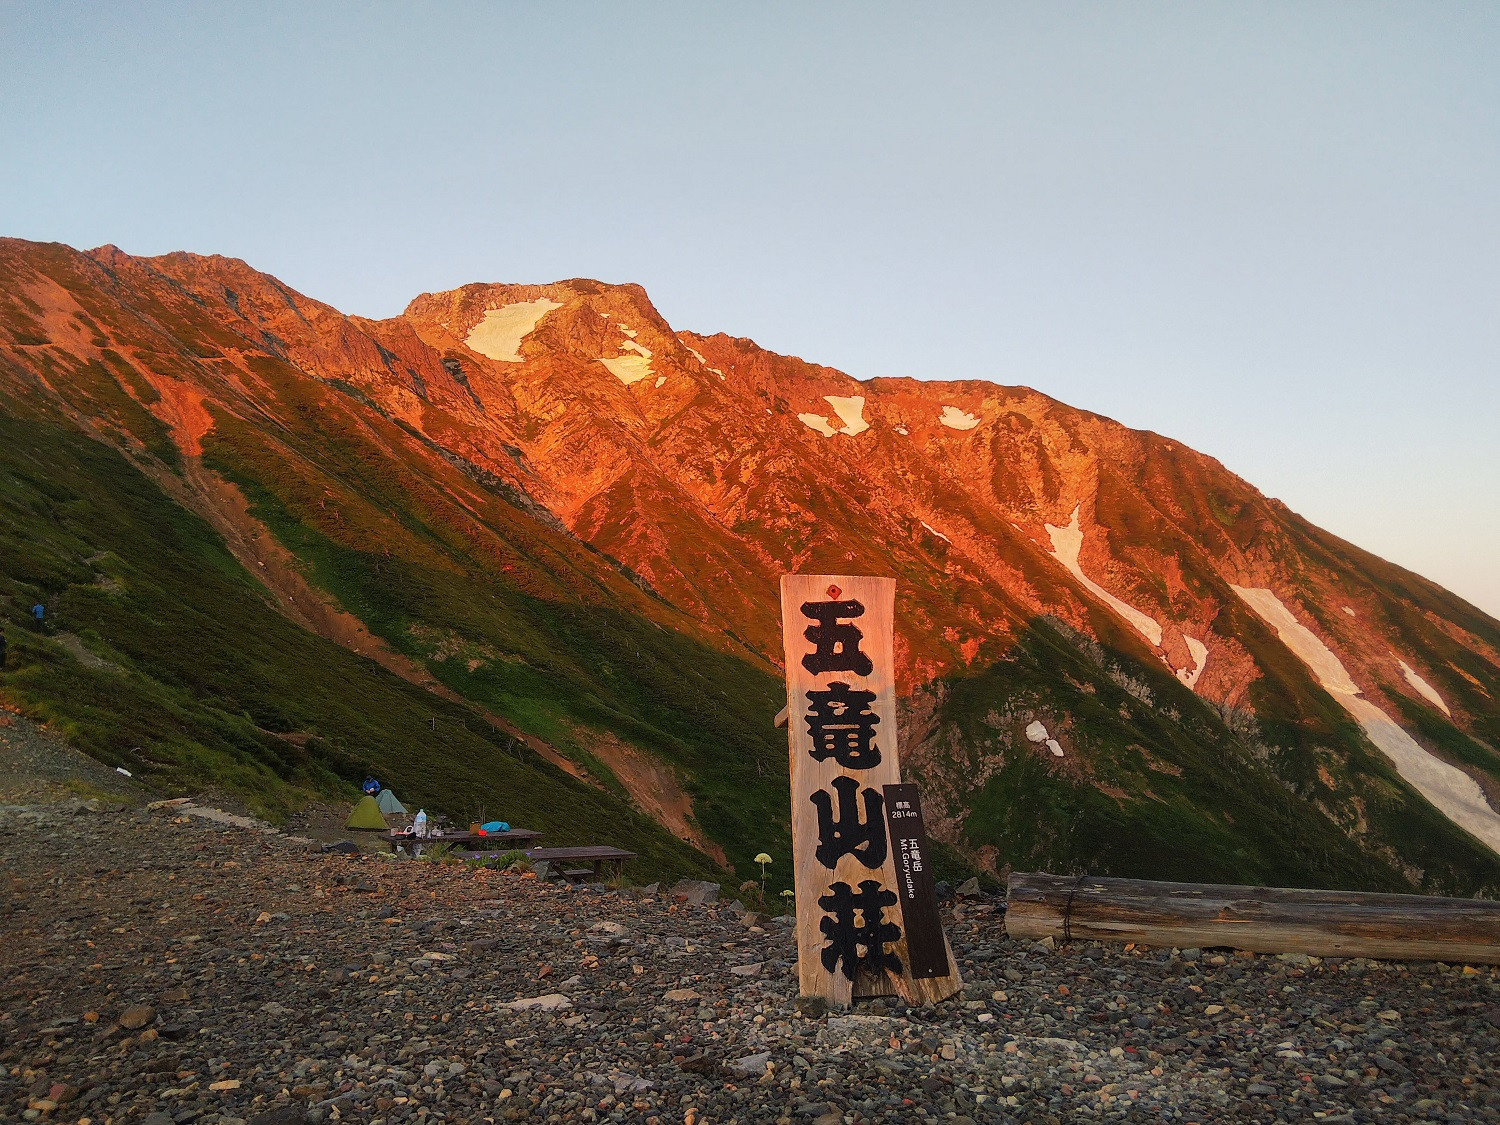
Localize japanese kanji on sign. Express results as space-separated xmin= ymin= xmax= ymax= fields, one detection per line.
xmin=780 ymin=574 xmax=963 ymax=1008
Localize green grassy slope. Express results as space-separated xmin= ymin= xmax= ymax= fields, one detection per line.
xmin=191 ymin=363 xmax=795 ymax=885
xmin=0 ymin=401 xmax=724 ymax=883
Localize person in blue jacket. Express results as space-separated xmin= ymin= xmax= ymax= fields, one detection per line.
xmin=362 ymin=776 xmax=381 ymax=797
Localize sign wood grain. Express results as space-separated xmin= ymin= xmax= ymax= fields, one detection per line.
xmin=780 ymin=573 xmax=962 ymax=1007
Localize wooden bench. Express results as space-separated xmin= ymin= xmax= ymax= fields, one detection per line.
xmin=528 ymin=845 xmax=637 ymax=883
xmin=387 ymin=828 xmax=542 ymax=857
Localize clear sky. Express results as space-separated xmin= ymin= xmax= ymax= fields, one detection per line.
xmin=3 ymin=3 xmax=1497 ymax=617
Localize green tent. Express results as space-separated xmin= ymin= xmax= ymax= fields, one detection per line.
xmin=376 ymin=788 xmax=406 ymax=815
xmin=345 ymin=794 xmax=387 ymax=830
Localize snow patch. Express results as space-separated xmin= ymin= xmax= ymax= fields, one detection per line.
xmin=798 ymin=413 xmax=837 ymax=437
xmin=920 ymin=520 xmax=951 ymax=544
xmin=685 ymin=345 xmax=706 ymax=363
xmin=939 ymin=406 xmax=980 ymax=431
xmin=1045 ymin=507 xmax=1163 ymax=647
xmin=823 ymin=395 xmax=869 ymax=436
xmin=599 ymin=337 xmax=654 ymax=386
xmin=1175 ymin=635 xmax=1209 ymax=691
xmin=654 ymin=376 xmax=666 ymax=388
xmin=618 ymin=325 xmax=638 ymax=338
xmin=1024 ymin=720 xmax=1063 ymax=756
xmin=464 ymin=298 xmax=563 ymax=362
xmin=1231 ymin=585 xmax=1499 ymax=854
xmin=1229 ymin=586 xmax=1357 ymax=693
xmin=798 ymin=396 xmax=869 ymax=437
xmin=1398 ymin=659 xmax=1451 ymax=717
xmin=1342 ymin=606 xmax=1357 ymax=617
xmin=894 ymin=425 xmax=909 ymax=436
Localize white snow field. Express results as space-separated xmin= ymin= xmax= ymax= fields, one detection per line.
xmin=1176 ymin=635 xmax=1209 ymax=691
xmin=1343 ymin=606 xmax=1358 ymax=617
xmin=920 ymin=520 xmax=952 ymax=544
xmin=599 ymin=334 xmax=654 ymax=385
xmin=1045 ymin=507 xmax=1164 ymax=648
xmin=823 ymin=395 xmax=869 ymax=436
xmin=798 ymin=395 xmax=869 ymax=437
xmin=464 ymin=299 xmax=563 ymax=362
xmin=1231 ymin=585 xmax=1500 ymax=854
xmin=939 ymin=406 xmax=980 ymax=430
xmin=684 ymin=345 xmax=707 ymax=364
xmin=1398 ymin=658 xmax=1452 ymax=717
xmin=798 ymin=413 xmax=837 ymax=437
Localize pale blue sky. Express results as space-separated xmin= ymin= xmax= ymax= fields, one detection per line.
xmin=3 ymin=3 xmax=1497 ymax=616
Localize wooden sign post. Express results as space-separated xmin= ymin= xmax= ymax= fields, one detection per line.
xmin=780 ymin=574 xmax=962 ymax=1008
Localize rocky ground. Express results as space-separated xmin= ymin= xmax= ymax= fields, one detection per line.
xmin=2 ymin=718 xmax=1499 ymax=1124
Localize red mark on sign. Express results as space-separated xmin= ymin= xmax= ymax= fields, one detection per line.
xmin=827 ymin=584 xmax=842 ymax=599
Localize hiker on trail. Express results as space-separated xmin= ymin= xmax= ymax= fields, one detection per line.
xmin=363 ymin=775 xmax=381 ymax=797
xmin=31 ymin=604 xmax=45 ymax=630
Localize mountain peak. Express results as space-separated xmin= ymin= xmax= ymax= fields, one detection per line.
xmin=3 ymin=236 xmax=1497 ymax=893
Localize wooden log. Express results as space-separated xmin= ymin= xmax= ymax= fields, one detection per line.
xmin=1006 ymin=872 xmax=1500 ymax=965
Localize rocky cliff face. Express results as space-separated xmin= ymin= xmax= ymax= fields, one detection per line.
xmin=3 ymin=237 xmax=1498 ymax=892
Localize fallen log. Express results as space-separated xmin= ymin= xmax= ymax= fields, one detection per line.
xmin=1006 ymin=871 xmax=1500 ymax=965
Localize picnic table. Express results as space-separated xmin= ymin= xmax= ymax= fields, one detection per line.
xmin=387 ymin=828 xmax=542 ymax=856
xmin=527 ymin=845 xmax=637 ymax=883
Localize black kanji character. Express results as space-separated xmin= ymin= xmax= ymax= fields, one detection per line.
xmin=818 ymin=879 xmax=903 ymax=981
xmin=800 ymin=599 xmax=873 ymax=676
xmin=804 ymin=681 xmax=881 ymax=769
xmin=810 ymin=776 xmax=888 ymax=869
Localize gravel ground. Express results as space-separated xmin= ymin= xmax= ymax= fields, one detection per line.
xmin=1 ymin=727 xmax=1498 ymax=1123
xmin=0 ymin=712 xmax=143 ymax=808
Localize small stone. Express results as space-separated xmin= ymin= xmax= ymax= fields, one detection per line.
xmin=664 ymin=989 xmax=701 ymax=1003
xmin=726 ymin=1052 xmax=772 ymax=1078
xmin=794 ymin=996 xmax=828 ymax=1019
xmin=670 ymin=879 xmax=720 ymax=905
xmin=505 ymin=993 xmax=572 ymax=1011
xmin=118 ymin=1004 xmax=155 ymax=1030
xmin=729 ymin=962 xmax=762 ymax=977
xmin=248 ymin=1109 xmax=310 ymax=1125
xmin=209 ymin=1079 xmax=242 ymax=1091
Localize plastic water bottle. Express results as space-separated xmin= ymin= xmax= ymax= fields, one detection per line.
xmin=413 ymin=809 xmax=428 ymax=838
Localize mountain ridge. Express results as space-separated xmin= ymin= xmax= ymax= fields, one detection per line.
xmin=3 ymin=236 xmax=1498 ymax=895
